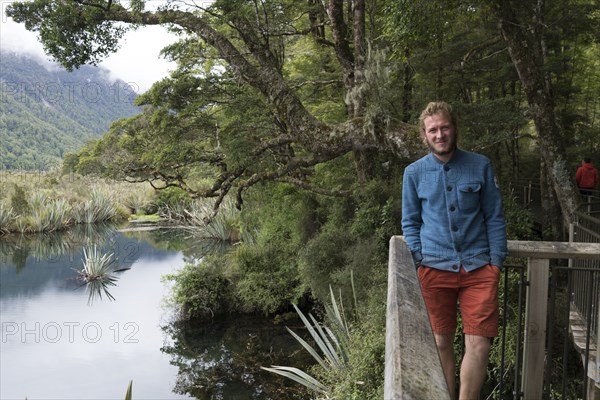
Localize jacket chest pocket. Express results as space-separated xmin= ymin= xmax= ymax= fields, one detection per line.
xmin=458 ymin=183 xmax=481 ymax=211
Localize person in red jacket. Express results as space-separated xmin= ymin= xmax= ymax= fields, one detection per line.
xmin=576 ymin=158 xmax=599 ymax=196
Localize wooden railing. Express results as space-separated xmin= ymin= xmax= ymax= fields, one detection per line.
xmin=385 ymin=236 xmax=450 ymax=399
xmin=385 ymin=236 xmax=600 ymax=400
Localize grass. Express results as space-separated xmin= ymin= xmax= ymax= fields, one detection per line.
xmin=129 ymin=214 xmax=161 ymax=221
xmin=0 ymin=204 xmax=13 ymax=233
xmin=0 ymin=170 xmax=153 ymax=234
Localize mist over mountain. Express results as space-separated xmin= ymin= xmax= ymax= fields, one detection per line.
xmin=1 ymin=51 xmax=141 ymax=170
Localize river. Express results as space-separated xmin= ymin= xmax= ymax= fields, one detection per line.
xmin=0 ymin=225 xmax=310 ymax=400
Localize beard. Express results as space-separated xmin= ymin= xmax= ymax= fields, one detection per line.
xmin=426 ymin=135 xmax=457 ymax=156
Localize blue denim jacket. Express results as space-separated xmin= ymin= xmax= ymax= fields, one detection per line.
xmin=401 ymin=149 xmax=507 ymax=272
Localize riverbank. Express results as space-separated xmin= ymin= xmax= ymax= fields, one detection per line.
xmin=0 ymin=171 xmax=153 ymax=234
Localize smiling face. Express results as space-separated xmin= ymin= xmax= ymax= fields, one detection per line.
xmin=422 ymin=113 xmax=457 ymax=162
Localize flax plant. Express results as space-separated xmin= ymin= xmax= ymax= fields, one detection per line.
xmin=73 ymin=189 xmax=118 ymax=224
xmin=262 ymin=285 xmax=353 ymax=398
xmin=29 ymin=193 xmax=71 ymax=232
xmin=121 ymin=189 xmax=153 ymax=215
xmin=124 ymin=380 xmax=132 ymax=400
xmin=78 ymin=245 xmax=130 ymax=304
xmin=184 ymin=199 xmax=241 ymax=243
xmin=0 ymin=204 xmax=13 ymax=233
xmin=15 ymin=216 xmax=30 ymax=234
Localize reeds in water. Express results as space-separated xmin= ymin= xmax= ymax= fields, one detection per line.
xmin=78 ymin=245 xmax=130 ymax=304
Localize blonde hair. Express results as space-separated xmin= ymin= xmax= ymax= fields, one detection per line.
xmin=418 ymin=101 xmax=458 ymax=135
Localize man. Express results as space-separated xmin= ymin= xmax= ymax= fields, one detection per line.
xmin=575 ymin=157 xmax=598 ymax=197
xmin=401 ymin=101 xmax=507 ymax=399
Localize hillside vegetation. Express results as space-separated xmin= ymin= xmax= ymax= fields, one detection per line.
xmin=0 ymin=51 xmax=139 ymax=170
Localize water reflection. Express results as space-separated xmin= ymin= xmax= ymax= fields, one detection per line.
xmin=1 ymin=226 xmax=313 ymax=399
xmin=0 ymin=227 xmax=190 ymax=399
xmin=161 ymin=316 xmax=311 ymax=400
xmin=0 ymin=223 xmax=117 ymax=274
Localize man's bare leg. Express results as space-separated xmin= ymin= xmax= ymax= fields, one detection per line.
xmin=434 ymin=333 xmax=456 ymax=400
xmin=459 ymin=334 xmax=491 ymax=400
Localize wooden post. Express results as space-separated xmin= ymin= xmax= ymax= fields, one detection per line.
xmin=521 ymin=257 xmax=550 ymax=400
xmin=596 ymin=295 xmax=600 ymax=392
xmin=385 ymin=237 xmax=450 ymax=400
xmin=569 ymin=223 xmax=574 ymax=269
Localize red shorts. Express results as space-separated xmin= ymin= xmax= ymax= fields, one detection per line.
xmin=417 ymin=265 xmax=500 ymax=337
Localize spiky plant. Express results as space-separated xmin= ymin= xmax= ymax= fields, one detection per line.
xmin=15 ymin=216 xmax=30 ymax=234
xmin=78 ymin=245 xmax=129 ymax=304
xmin=124 ymin=380 xmax=133 ymax=400
xmin=73 ymin=189 xmax=118 ymax=224
xmin=261 ymin=285 xmax=353 ymax=398
xmin=0 ymin=204 xmax=13 ymax=233
xmin=29 ymin=195 xmax=71 ymax=232
xmin=184 ymin=199 xmax=241 ymax=243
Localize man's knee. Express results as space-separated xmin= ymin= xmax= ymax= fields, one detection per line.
xmin=464 ymin=335 xmax=491 ymax=356
xmin=434 ymin=333 xmax=455 ymax=353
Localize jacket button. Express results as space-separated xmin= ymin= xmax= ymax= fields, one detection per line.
xmin=444 ymin=166 xmax=450 ymax=171
xmin=468 ymin=187 xmax=473 ymax=192
xmin=447 ymin=186 xmax=453 ymax=191
xmin=456 ymin=246 xmax=462 ymax=252
xmin=452 ymin=226 xmax=458 ymax=232
xmin=452 ymin=264 xmax=459 ymax=270
xmin=450 ymin=206 xmax=456 ymax=212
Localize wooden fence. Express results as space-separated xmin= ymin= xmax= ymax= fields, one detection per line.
xmin=385 ymin=236 xmax=600 ymax=400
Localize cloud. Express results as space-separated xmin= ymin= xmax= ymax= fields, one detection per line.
xmin=0 ymin=2 xmax=178 ymax=93
xmin=100 ymin=25 xmax=179 ymax=93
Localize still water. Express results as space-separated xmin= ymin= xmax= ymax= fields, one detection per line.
xmin=0 ymin=225 xmax=309 ymax=400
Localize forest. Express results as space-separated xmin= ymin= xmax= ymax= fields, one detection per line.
xmin=0 ymin=52 xmax=139 ymax=170
xmin=5 ymin=0 xmax=600 ymax=398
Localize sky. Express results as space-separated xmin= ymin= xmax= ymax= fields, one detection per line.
xmin=0 ymin=1 xmax=179 ymax=93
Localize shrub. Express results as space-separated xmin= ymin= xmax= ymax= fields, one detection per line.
xmin=298 ymin=223 xmax=355 ymax=302
xmin=502 ymin=192 xmax=535 ymax=240
xmin=232 ymin=244 xmax=304 ymax=315
xmin=154 ymin=187 xmax=192 ymax=215
xmin=164 ymin=258 xmax=235 ymax=321
xmin=10 ymin=184 xmax=30 ymax=216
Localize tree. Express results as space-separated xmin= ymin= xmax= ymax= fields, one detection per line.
xmin=488 ymin=0 xmax=598 ymax=233
xmin=9 ymin=0 xmax=599 ymax=226
xmin=9 ymin=0 xmax=420 ymax=213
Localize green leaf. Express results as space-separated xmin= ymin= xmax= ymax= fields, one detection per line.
xmin=260 ymin=366 xmax=327 ymax=394
xmin=124 ymin=380 xmax=132 ymax=400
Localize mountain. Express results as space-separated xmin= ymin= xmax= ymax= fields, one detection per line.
xmin=0 ymin=51 xmax=141 ymax=170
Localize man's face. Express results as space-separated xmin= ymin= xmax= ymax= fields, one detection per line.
xmin=422 ymin=113 xmax=457 ymax=158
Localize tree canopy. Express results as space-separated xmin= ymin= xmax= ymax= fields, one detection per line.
xmin=8 ymin=0 xmax=600 ymax=223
